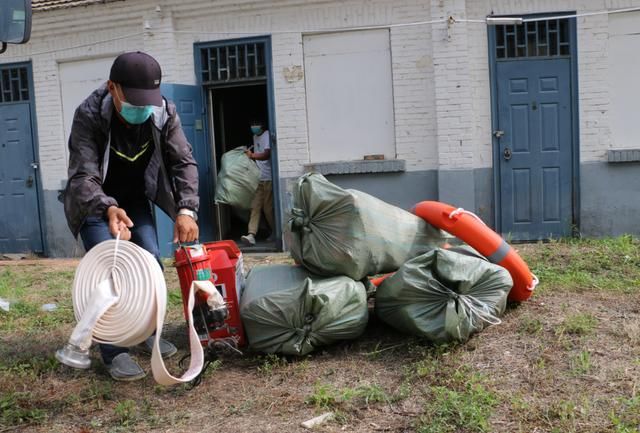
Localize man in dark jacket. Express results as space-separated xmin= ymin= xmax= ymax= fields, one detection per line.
xmin=64 ymin=51 xmax=200 ymax=381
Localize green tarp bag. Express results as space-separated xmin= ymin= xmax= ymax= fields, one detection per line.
xmin=240 ymin=264 xmax=368 ymax=355
xmin=214 ymin=147 xmax=260 ymax=210
xmin=375 ymin=247 xmax=513 ymax=343
xmin=285 ymin=173 xmax=447 ymax=281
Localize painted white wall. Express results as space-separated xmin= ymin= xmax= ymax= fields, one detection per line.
xmin=1 ymin=1 xmax=144 ymax=191
xmin=167 ymin=0 xmax=436 ymax=176
xmin=608 ymin=11 xmax=640 ymax=149
xmin=3 ymin=0 xmax=638 ymax=188
xmin=58 ymin=56 xmax=114 ymax=149
xmin=303 ymin=29 xmax=395 ymax=163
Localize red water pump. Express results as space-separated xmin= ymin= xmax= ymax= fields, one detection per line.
xmin=174 ymin=241 xmax=246 ymax=350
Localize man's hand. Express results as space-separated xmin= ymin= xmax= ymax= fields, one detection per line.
xmin=173 ymin=215 xmax=199 ymax=243
xmin=245 ymin=149 xmax=253 ymax=160
xmin=106 ymin=206 xmax=133 ymax=241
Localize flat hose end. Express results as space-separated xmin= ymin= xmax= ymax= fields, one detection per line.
xmin=55 ymin=343 xmax=91 ymax=370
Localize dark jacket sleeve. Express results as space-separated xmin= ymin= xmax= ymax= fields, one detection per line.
xmin=164 ymin=108 xmax=199 ymax=212
xmin=64 ymin=106 xmax=118 ymax=233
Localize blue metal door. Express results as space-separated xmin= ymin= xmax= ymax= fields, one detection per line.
xmin=0 ymin=102 xmax=43 ymax=253
xmin=496 ymin=58 xmax=573 ymax=240
xmin=155 ymin=84 xmax=213 ymax=258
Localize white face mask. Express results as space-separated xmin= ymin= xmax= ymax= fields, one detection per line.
xmin=150 ymin=102 xmax=167 ymax=129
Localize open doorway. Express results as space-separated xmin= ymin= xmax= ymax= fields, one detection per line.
xmin=208 ymin=83 xmax=276 ymax=251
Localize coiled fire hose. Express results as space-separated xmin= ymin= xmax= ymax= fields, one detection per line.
xmin=56 ymin=237 xmax=221 ymax=385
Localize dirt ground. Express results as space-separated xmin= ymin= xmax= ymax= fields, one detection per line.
xmin=1 ymin=241 xmax=639 ymax=433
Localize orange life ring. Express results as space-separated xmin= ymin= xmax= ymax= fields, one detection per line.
xmin=412 ymin=201 xmax=538 ymax=301
xmin=369 ymin=273 xmax=393 ymax=287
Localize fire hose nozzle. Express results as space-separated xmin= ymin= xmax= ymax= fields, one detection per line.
xmin=209 ymin=305 xmax=229 ymax=324
xmin=55 ymin=343 xmax=91 ymax=370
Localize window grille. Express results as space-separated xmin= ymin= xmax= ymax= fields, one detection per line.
xmin=495 ymin=18 xmax=570 ymax=59
xmin=0 ymin=66 xmax=29 ymax=103
xmin=200 ymin=42 xmax=266 ymax=84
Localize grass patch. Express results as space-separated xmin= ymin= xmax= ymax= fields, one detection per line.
xmin=0 ymin=266 xmax=75 ymax=332
xmin=114 ymin=399 xmax=137 ymax=427
xmin=80 ymin=380 xmax=114 ymax=410
xmin=570 ymin=350 xmax=592 ymax=376
xmin=413 ymin=357 xmax=441 ymax=378
xmin=167 ymin=287 xmax=183 ymax=308
xmin=418 ymin=374 xmax=498 ymax=433
xmin=610 ymin=396 xmax=640 ymax=433
xmin=345 ymin=384 xmax=390 ymax=405
xmin=518 ymin=316 xmax=544 ymax=335
xmin=306 ymin=382 xmax=339 ymax=409
xmin=0 ymin=300 xmax=74 ymax=332
xmin=512 ymin=396 xmax=594 ymax=432
xmin=0 ymin=392 xmax=46 ymax=427
xmin=521 ymin=236 xmax=640 ymax=294
xmin=0 ymin=268 xmax=36 ymax=299
xmin=42 ymin=270 xmax=75 ymax=294
xmin=0 ymin=354 xmax=59 ymax=378
xmin=306 ymin=381 xmax=393 ymax=410
xmin=544 ymin=399 xmax=579 ymax=430
xmin=557 ymin=313 xmax=598 ymax=336
xmin=256 ymin=353 xmax=288 ymax=375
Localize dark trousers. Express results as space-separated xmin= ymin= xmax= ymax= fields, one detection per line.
xmin=79 ymin=200 xmax=161 ymax=364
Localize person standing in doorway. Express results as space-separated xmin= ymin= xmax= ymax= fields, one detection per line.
xmin=241 ymin=121 xmax=274 ymax=245
xmin=64 ymin=51 xmax=200 ymax=381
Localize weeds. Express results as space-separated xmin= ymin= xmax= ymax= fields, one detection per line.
xmin=167 ymin=288 xmax=183 ymax=307
xmin=570 ymin=350 xmax=592 ymax=376
xmin=518 ymin=316 xmax=544 ymax=335
xmin=199 ymin=359 xmax=223 ymax=381
xmin=610 ymin=396 xmax=640 ymax=433
xmin=0 ymin=354 xmax=59 ymax=378
xmin=0 ymin=268 xmax=33 ymax=299
xmin=543 ymin=399 xmax=579 ymax=432
xmin=293 ymin=358 xmax=310 ymax=374
xmin=418 ymin=374 xmax=498 ymax=433
xmin=306 ymin=382 xmax=338 ymax=409
xmin=114 ymin=399 xmax=137 ymax=427
xmin=522 ymin=236 xmax=640 ymax=294
xmin=256 ymin=353 xmax=288 ymax=375
xmin=391 ymin=381 xmax=412 ymax=402
xmin=351 ymin=384 xmax=389 ymax=405
xmin=82 ymin=380 xmax=114 ymax=409
xmin=556 ymin=313 xmax=598 ymax=336
xmin=225 ymin=399 xmax=254 ymax=416
xmin=511 ymin=396 xmax=591 ymax=431
xmin=413 ymin=357 xmax=440 ymax=378
xmin=306 ymin=382 xmax=392 ymax=410
xmin=0 ymin=392 xmax=46 ymax=426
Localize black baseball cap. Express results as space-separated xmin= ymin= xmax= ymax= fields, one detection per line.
xmin=109 ymin=51 xmax=162 ymax=107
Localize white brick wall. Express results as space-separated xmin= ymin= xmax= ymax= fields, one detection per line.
xmin=2 ymin=2 xmax=148 ymax=190
xmin=576 ymin=10 xmax=611 ymax=162
xmin=1 ymin=0 xmax=636 ymax=194
xmin=167 ymin=0 xmax=434 ymax=177
xmin=466 ymin=2 xmax=493 ymax=168
xmin=464 ymin=0 xmax=640 ymax=164
xmin=431 ymin=0 xmax=476 ymax=170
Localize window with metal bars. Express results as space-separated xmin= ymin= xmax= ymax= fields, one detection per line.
xmin=0 ymin=66 xmax=29 ymax=103
xmin=200 ymin=42 xmax=266 ymax=84
xmin=495 ymin=18 xmax=570 ymax=59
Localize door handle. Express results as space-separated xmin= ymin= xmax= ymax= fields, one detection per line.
xmin=26 ymin=175 xmax=34 ymax=188
xmin=503 ymin=147 xmax=512 ymax=161
xmin=493 ymin=130 xmax=505 ymax=138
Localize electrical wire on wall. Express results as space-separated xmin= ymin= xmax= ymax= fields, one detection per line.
xmin=16 ymin=5 xmax=640 ymax=57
